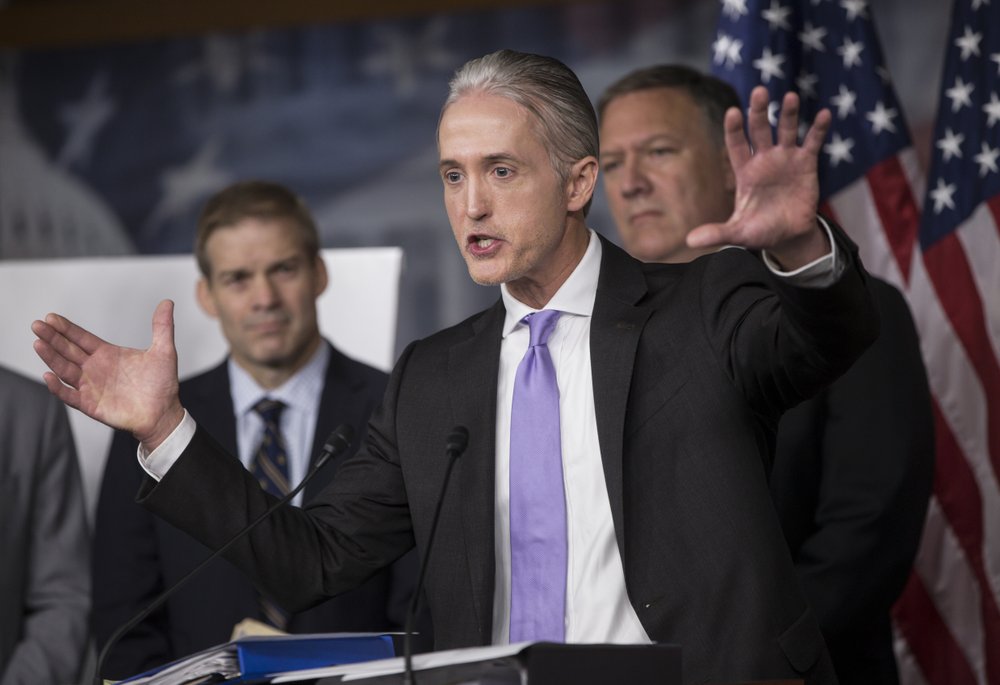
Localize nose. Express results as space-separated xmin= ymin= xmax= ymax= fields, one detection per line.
xmin=620 ymin=155 xmax=652 ymax=200
xmin=465 ymin=176 xmax=490 ymax=221
xmin=250 ymin=275 xmax=280 ymax=309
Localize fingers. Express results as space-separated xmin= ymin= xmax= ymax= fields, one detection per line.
xmin=150 ymin=299 xmax=176 ymax=356
xmin=745 ymin=86 xmax=774 ymax=152
xmin=40 ymin=370 xmax=82 ymax=409
xmin=31 ymin=320 xmax=85 ymax=368
xmin=34 ymin=312 xmax=106 ymax=358
xmin=33 ymin=337 xmax=83 ymax=390
xmin=776 ymin=91 xmax=800 ymax=147
xmin=724 ymin=106 xmax=752 ymax=171
xmin=686 ymin=221 xmax=726 ymax=251
xmin=802 ymin=107 xmax=832 ymax=156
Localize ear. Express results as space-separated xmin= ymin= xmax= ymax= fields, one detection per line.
xmin=565 ymin=155 xmax=599 ymax=213
xmin=196 ymin=278 xmax=219 ymax=319
xmin=313 ymin=254 xmax=329 ymax=297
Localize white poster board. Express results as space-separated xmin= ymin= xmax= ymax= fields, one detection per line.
xmin=0 ymin=247 xmax=402 ymax=519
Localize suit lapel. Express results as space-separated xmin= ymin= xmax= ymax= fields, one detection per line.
xmin=447 ymin=299 xmax=504 ymax=643
xmin=591 ymin=237 xmax=652 ymax=557
xmin=307 ymin=344 xmax=360 ymax=499
xmin=184 ymin=361 xmax=238 ymax=457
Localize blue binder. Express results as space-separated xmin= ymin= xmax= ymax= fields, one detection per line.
xmin=117 ymin=633 xmax=397 ymax=684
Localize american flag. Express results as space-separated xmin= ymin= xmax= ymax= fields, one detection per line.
xmin=711 ymin=1 xmax=1000 ymax=684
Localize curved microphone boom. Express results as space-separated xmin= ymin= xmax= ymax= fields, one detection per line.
xmin=402 ymin=425 xmax=469 ymax=685
xmin=92 ymin=423 xmax=356 ymax=685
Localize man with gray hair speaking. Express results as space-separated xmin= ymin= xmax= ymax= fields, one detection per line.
xmin=33 ymin=49 xmax=877 ymax=685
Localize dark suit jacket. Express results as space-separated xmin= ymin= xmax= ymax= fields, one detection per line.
xmin=141 ymin=232 xmax=878 ymax=685
xmin=770 ymin=277 xmax=934 ymax=685
xmin=93 ymin=343 xmax=418 ymax=680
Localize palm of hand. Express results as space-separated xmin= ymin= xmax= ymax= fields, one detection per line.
xmin=727 ymin=141 xmax=821 ymax=251
xmin=33 ymin=299 xmax=182 ymax=446
xmin=688 ymin=87 xmax=831 ymax=260
xmin=77 ymin=340 xmax=179 ymax=438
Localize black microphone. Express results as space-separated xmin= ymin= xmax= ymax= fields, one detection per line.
xmin=402 ymin=425 xmax=469 ymax=685
xmin=93 ymin=423 xmax=356 ymax=685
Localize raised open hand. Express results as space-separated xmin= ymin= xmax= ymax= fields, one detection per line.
xmin=31 ymin=299 xmax=185 ymax=451
xmin=686 ymin=86 xmax=833 ymax=269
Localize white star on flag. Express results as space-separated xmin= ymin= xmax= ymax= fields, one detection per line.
xmin=973 ymin=141 xmax=1000 ymax=176
xmin=823 ymin=132 xmax=854 ymax=165
xmin=713 ymin=33 xmax=744 ymax=69
xmin=865 ymin=100 xmax=898 ymax=134
xmin=753 ymin=46 xmax=786 ymax=83
xmin=929 ymin=177 xmax=957 ymax=213
xmin=984 ymin=92 xmax=1000 ymax=126
xmin=955 ymin=26 xmax=983 ymax=60
xmin=712 ymin=32 xmax=734 ymax=65
xmin=837 ymin=37 xmax=864 ymax=68
xmin=945 ymin=76 xmax=975 ymax=111
xmin=798 ymin=23 xmax=827 ymax=52
xmin=725 ymin=39 xmax=744 ymax=68
xmin=840 ymin=0 xmax=868 ymax=20
xmin=992 ymin=52 xmax=1000 ymax=74
xmin=761 ymin=0 xmax=792 ymax=30
xmin=936 ymin=127 xmax=965 ymax=161
xmin=830 ymin=84 xmax=858 ymax=118
xmin=721 ymin=0 xmax=749 ymax=20
xmin=796 ymin=71 xmax=819 ymax=98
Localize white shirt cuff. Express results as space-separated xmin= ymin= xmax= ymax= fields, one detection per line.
xmin=761 ymin=216 xmax=845 ymax=287
xmin=137 ymin=409 xmax=196 ymax=481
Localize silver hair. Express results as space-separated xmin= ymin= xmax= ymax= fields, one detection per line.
xmin=441 ymin=50 xmax=598 ymax=212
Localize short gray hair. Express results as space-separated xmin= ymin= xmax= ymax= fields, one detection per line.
xmin=441 ymin=49 xmax=598 ymax=213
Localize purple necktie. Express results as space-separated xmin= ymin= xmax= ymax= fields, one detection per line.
xmin=509 ymin=309 xmax=566 ymax=643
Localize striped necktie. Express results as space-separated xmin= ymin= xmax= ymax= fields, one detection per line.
xmin=251 ymin=397 xmax=291 ymax=628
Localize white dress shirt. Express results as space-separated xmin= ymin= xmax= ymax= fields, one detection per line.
xmin=142 ymin=343 xmax=330 ymax=507
xmin=492 ymin=231 xmax=651 ymax=644
xmin=229 ymin=343 xmax=329 ymax=506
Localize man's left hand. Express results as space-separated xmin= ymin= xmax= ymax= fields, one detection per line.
xmin=686 ymin=86 xmax=832 ymax=270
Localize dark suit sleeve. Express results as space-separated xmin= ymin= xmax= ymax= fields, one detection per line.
xmin=700 ymin=224 xmax=880 ymax=423
xmin=92 ymin=430 xmax=173 ymax=678
xmin=775 ymin=280 xmax=934 ymax=638
xmin=138 ymin=343 xmax=420 ymax=615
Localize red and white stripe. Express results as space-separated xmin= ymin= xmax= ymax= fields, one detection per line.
xmin=824 ymin=147 xmax=1000 ymax=685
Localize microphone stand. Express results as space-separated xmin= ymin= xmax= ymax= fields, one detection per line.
xmin=92 ymin=424 xmax=355 ymax=685
xmin=402 ymin=426 xmax=469 ymax=685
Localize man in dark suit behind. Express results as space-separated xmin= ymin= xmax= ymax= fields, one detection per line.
xmin=597 ymin=64 xmax=935 ymax=685
xmin=37 ymin=51 xmax=878 ymax=684
xmin=92 ymin=181 xmax=420 ymax=680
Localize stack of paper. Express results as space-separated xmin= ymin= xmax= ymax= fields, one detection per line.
xmin=118 ymin=633 xmax=398 ymax=685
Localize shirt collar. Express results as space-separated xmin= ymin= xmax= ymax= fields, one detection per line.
xmin=229 ymin=341 xmax=330 ymax=417
xmin=500 ymin=228 xmax=602 ymax=338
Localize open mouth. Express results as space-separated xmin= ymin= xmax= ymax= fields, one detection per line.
xmin=467 ymin=234 xmax=502 ymax=256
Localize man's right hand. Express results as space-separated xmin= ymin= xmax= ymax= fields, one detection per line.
xmin=32 ymin=299 xmax=185 ymax=453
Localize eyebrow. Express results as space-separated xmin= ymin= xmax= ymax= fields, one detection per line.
xmin=601 ymin=133 xmax=678 ymax=154
xmin=439 ymin=152 xmax=522 ymax=171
